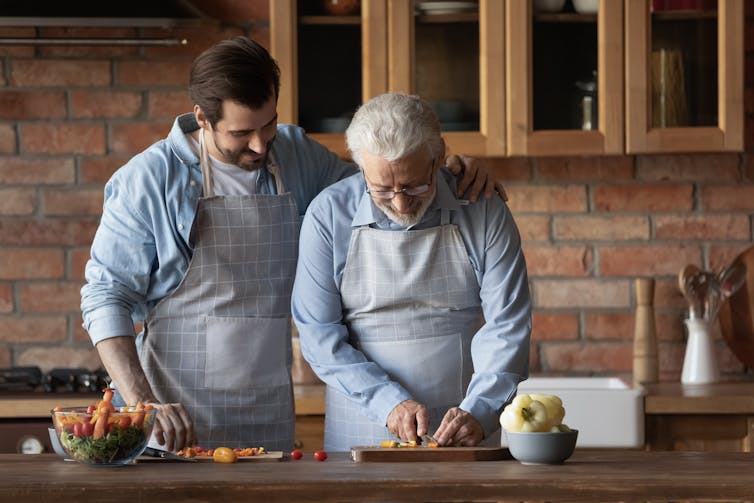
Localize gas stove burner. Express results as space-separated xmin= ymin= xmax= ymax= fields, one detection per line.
xmin=45 ymin=368 xmax=110 ymax=393
xmin=0 ymin=366 xmax=110 ymax=393
xmin=0 ymin=366 xmax=43 ymax=391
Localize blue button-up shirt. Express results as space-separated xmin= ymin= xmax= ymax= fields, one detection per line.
xmin=292 ymin=171 xmax=532 ymax=436
xmin=81 ymin=113 xmax=357 ymax=345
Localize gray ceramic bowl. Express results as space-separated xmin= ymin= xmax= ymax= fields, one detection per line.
xmin=505 ymin=430 xmax=578 ymax=465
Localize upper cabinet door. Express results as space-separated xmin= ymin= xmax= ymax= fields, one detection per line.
xmin=506 ymin=0 xmax=625 ymax=157
xmin=270 ymin=0 xmax=388 ymax=156
xmin=387 ymin=0 xmax=505 ymax=156
xmin=625 ymin=0 xmax=743 ymax=153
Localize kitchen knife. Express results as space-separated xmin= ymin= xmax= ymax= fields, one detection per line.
xmin=143 ymin=446 xmax=197 ymax=462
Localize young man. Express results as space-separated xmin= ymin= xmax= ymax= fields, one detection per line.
xmin=81 ymin=38 xmax=501 ymax=452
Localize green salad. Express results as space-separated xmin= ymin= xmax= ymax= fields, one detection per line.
xmin=60 ymin=425 xmax=148 ymax=464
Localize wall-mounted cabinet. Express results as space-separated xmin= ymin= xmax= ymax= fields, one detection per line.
xmin=270 ymin=0 xmax=743 ymax=158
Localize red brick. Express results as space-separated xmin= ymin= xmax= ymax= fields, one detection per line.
xmin=555 ymin=215 xmax=649 ymax=241
xmin=0 ymin=316 xmax=67 ymax=343
xmin=541 ymin=342 xmax=633 ymax=372
xmin=17 ymin=346 xmax=102 ymax=373
xmin=636 ymin=154 xmax=741 ymax=181
xmin=70 ymin=91 xmax=143 ymax=119
xmin=111 ymin=122 xmax=171 ymax=155
xmin=531 ymin=312 xmax=579 ymax=341
xmin=584 ymin=312 xmax=634 ymax=341
xmin=0 ymin=284 xmax=12 ymax=313
xmin=43 ymin=188 xmax=104 ymax=217
xmin=534 ymin=279 xmax=630 ymax=309
xmin=0 ymin=188 xmax=36 ymax=216
xmin=658 ymin=341 xmax=686 ymax=375
xmin=22 ymin=124 xmax=106 ymax=154
xmin=10 ymin=60 xmax=111 ymax=87
xmin=507 ymin=184 xmax=587 ymax=213
xmin=656 ymin=312 xmax=685 ymax=342
xmin=18 ymin=282 xmax=84 ymax=313
xmin=0 ymin=248 xmax=65 ymax=280
xmin=0 ymin=91 xmax=66 ymax=120
xmin=654 ymin=278 xmax=688 ymax=310
xmin=0 ymin=27 xmax=35 ymax=58
xmin=536 ymin=156 xmax=633 ymax=180
xmin=746 ymin=155 xmax=754 ymax=180
xmin=515 ymin=215 xmax=550 ymax=242
xmin=486 ymin=157 xmax=531 ymax=181
xmin=600 ymin=245 xmax=701 ymax=276
xmin=0 ymin=158 xmax=76 ymax=185
xmin=523 ymin=246 xmax=592 ymax=276
xmin=0 ymin=221 xmax=97 ymax=246
xmin=654 ymin=215 xmax=750 ymax=240
xmin=148 ymin=91 xmax=192 ymax=119
xmin=73 ymin=318 xmax=91 ymax=343
xmin=69 ymin=248 xmax=90 ymax=281
xmin=594 ymin=183 xmax=693 ymax=212
xmin=0 ymin=348 xmax=9 ymax=367
xmin=0 ymin=125 xmax=16 ymax=153
xmin=80 ymin=157 xmax=129 ymax=184
xmin=38 ymin=27 xmax=139 ymax=58
xmin=701 ymin=184 xmax=754 ymax=210
xmin=116 ymin=61 xmax=193 ymax=87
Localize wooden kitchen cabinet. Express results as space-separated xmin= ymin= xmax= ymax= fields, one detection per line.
xmin=644 ymin=381 xmax=754 ymax=452
xmin=270 ymin=0 xmax=743 ymax=158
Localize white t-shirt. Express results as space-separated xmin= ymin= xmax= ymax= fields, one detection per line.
xmin=188 ymin=132 xmax=260 ymax=196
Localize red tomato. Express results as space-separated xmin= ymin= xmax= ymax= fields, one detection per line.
xmin=290 ymin=449 xmax=303 ymax=460
xmin=313 ymin=450 xmax=328 ymax=462
xmin=118 ymin=416 xmax=132 ymax=429
xmin=73 ymin=423 xmax=83 ymax=437
xmin=86 ymin=404 xmax=96 ymax=414
xmin=81 ymin=421 xmax=94 ymax=437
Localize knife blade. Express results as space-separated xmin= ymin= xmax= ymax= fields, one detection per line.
xmin=143 ymin=446 xmax=197 ymax=462
xmin=421 ymin=434 xmax=440 ymax=447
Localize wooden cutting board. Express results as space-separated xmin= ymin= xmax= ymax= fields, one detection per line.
xmin=350 ymin=446 xmax=510 ymax=463
xmin=719 ymin=246 xmax=754 ymax=369
xmin=137 ymin=451 xmax=284 ymax=462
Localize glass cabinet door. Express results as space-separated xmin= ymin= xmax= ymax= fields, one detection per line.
xmin=271 ymin=0 xmax=388 ymax=154
xmin=506 ymin=0 xmax=624 ymax=156
xmin=625 ymin=0 xmax=742 ymax=153
xmin=388 ymin=0 xmax=505 ymax=156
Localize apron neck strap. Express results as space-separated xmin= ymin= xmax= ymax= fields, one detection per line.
xmin=199 ymin=128 xmax=215 ymax=198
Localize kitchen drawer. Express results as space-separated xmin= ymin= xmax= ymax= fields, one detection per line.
xmin=294 ymin=415 xmax=324 ymax=451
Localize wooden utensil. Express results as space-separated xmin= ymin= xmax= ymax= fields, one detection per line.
xmin=678 ymin=264 xmax=702 ymax=319
xmin=350 ymin=446 xmax=510 ymax=463
xmin=718 ymin=246 xmax=754 ymax=369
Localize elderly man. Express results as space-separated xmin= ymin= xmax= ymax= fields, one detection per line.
xmin=292 ymin=93 xmax=531 ymax=451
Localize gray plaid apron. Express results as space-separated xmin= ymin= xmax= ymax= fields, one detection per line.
xmin=140 ymin=130 xmax=298 ymax=450
xmin=324 ymin=208 xmax=490 ymax=451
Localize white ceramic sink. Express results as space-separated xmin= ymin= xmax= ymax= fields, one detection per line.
xmin=503 ymin=377 xmax=645 ymax=448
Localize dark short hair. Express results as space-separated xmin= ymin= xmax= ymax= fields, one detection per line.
xmin=189 ymin=36 xmax=280 ymax=126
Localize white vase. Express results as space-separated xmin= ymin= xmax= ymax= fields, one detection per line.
xmin=681 ymin=318 xmax=719 ymax=385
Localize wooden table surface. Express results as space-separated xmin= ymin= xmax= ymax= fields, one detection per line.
xmin=3 ymin=450 xmax=754 ymax=502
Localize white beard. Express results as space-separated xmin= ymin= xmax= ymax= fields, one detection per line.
xmin=376 ymin=186 xmax=436 ymax=228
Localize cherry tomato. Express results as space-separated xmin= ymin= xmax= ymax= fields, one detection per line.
xmin=313 ymin=450 xmax=328 ymax=462
xmin=290 ymin=449 xmax=303 ymax=460
xmin=213 ymin=446 xmax=238 ymax=464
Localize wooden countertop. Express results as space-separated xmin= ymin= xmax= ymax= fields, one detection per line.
xmin=2 ymin=450 xmax=754 ymax=502
xmin=643 ymin=381 xmax=754 ymax=414
xmin=0 ymin=385 xmax=327 ymax=419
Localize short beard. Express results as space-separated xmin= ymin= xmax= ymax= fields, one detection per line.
xmin=375 ymin=186 xmax=436 ymax=228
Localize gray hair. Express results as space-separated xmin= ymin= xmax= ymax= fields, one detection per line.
xmin=345 ymin=93 xmax=444 ymax=168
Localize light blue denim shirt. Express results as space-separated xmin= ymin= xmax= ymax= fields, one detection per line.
xmin=81 ymin=113 xmax=357 ymax=345
xmin=292 ymin=171 xmax=532 ymax=436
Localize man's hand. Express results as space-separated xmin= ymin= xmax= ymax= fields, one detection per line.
xmin=432 ymin=407 xmax=484 ymax=447
xmin=386 ymin=399 xmax=429 ymax=443
xmin=149 ymin=402 xmax=197 ymax=452
xmin=445 ymin=154 xmax=508 ymax=203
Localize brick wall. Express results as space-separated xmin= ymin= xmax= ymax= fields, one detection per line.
xmin=0 ymin=1 xmax=752 ymax=383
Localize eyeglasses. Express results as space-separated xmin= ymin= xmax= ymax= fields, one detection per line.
xmin=364 ymin=159 xmax=435 ymax=201
xmin=365 ymin=183 xmax=432 ymax=200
